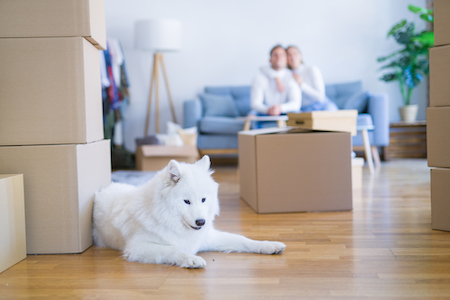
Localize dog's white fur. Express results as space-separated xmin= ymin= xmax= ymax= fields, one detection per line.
xmin=93 ymin=156 xmax=286 ymax=268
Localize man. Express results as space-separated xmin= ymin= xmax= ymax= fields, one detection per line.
xmin=250 ymin=45 xmax=301 ymax=116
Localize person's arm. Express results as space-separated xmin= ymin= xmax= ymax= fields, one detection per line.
xmin=300 ymin=66 xmax=326 ymax=103
xmin=261 ymin=66 xmax=285 ymax=92
xmin=280 ymin=78 xmax=301 ymax=113
xmin=250 ymin=75 xmax=269 ymax=114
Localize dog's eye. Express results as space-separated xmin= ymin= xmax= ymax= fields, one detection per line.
xmin=202 ymin=198 xmax=206 ymax=203
xmin=184 ymin=200 xmax=190 ymax=205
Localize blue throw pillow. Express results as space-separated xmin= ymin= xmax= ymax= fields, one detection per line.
xmin=231 ymin=86 xmax=252 ymax=116
xmin=233 ymin=96 xmax=252 ymax=116
xmin=343 ymin=90 xmax=370 ymax=113
xmin=199 ymin=93 xmax=239 ymax=118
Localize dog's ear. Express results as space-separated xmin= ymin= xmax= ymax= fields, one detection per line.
xmin=168 ymin=160 xmax=181 ymax=184
xmin=196 ymin=155 xmax=211 ymax=170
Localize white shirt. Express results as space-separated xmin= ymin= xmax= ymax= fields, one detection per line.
xmin=261 ymin=64 xmax=326 ymax=108
xmin=250 ymin=67 xmax=301 ymax=114
xmin=291 ymin=64 xmax=326 ymax=107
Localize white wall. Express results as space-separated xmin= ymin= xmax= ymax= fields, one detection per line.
xmin=104 ymin=0 xmax=428 ymax=152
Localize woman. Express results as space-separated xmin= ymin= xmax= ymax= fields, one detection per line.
xmin=286 ymin=46 xmax=337 ymax=111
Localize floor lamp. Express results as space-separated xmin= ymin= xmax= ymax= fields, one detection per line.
xmin=135 ymin=19 xmax=182 ymax=135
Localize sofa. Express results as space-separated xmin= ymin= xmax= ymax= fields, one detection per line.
xmin=184 ymin=81 xmax=389 ymax=156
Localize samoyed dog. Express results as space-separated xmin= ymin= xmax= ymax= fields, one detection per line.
xmin=93 ymin=155 xmax=286 ymax=268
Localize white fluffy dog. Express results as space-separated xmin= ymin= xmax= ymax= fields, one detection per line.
xmin=93 ymin=156 xmax=286 ymax=268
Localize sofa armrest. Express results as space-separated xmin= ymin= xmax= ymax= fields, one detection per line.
xmin=367 ymin=93 xmax=389 ymax=147
xmin=183 ymin=99 xmax=203 ymax=128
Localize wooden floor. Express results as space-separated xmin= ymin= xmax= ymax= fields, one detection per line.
xmin=2 ymin=159 xmax=450 ymax=299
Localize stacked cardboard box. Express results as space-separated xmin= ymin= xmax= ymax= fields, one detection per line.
xmin=0 ymin=0 xmax=112 ymax=254
xmin=427 ymin=0 xmax=450 ymax=232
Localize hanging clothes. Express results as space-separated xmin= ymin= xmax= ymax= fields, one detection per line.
xmin=100 ymin=38 xmax=131 ymax=154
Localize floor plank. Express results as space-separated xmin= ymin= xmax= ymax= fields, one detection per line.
xmin=1 ymin=159 xmax=450 ymax=299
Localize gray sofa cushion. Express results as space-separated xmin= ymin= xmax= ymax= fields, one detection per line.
xmin=204 ymin=86 xmax=252 ymax=116
xmin=199 ymin=93 xmax=238 ymax=117
xmin=231 ymin=86 xmax=252 ymax=116
xmin=343 ymin=90 xmax=370 ymax=113
xmin=326 ymin=81 xmax=362 ymax=109
xmin=199 ymin=116 xmax=245 ymax=134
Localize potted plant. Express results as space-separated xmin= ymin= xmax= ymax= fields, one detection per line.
xmin=377 ymin=5 xmax=434 ymax=122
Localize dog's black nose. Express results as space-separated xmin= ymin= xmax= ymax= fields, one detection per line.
xmin=195 ymin=219 xmax=205 ymax=227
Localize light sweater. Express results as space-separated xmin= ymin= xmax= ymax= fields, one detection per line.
xmin=292 ymin=64 xmax=326 ymax=107
xmin=250 ymin=67 xmax=301 ymax=115
xmin=261 ymin=64 xmax=326 ymax=108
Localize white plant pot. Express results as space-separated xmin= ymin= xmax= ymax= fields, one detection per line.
xmin=399 ymin=104 xmax=418 ymax=123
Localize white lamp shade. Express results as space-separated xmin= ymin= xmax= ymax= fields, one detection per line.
xmin=134 ymin=19 xmax=182 ymax=52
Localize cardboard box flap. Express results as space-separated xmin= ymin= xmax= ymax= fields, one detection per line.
xmin=239 ymin=127 xmax=343 ymax=136
xmin=239 ymin=127 xmax=288 ymax=136
xmin=287 ymin=110 xmax=358 ymax=136
xmin=140 ymin=145 xmax=199 ymax=158
xmin=287 ymin=110 xmax=358 ymax=121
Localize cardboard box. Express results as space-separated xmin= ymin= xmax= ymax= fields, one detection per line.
xmin=0 ymin=0 xmax=106 ymax=50
xmin=238 ymin=127 xmax=352 ymax=213
xmin=0 ymin=140 xmax=111 ymax=254
xmin=434 ymin=0 xmax=450 ymax=47
xmin=430 ymin=45 xmax=450 ymax=107
xmin=431 ymin=168 xmax=450 ymax=232
xmin=427 ymin=107 xmax=450 ymax=168
xmin=136 ymin=145 xmax=200 ymax=171
xmin=287 ymin=110 xmax=358 ymax=136
xmin=352 ymin=157 xmax=364 ymax=190
xmin=0 ymin=37 xmax=103 ymax=146
xmin=0 ymin=174 xmax=26 ymax=273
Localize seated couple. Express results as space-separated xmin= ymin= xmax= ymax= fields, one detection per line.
xmin=251 ymin=44 xmax=337 ymax=117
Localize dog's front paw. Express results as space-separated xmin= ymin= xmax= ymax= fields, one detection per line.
xmin=178 ymin=254 xmax=207 ymax=269
xmin=258 ymin=241 xmax=286 ymax=255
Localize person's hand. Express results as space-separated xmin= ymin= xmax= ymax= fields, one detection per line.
xmin=293 ymin=73 xmax=303 ymax=86
xmin=275 ymin=78 xmax=285 ymax=93
xmin=268 ymin=104 xmax=281 ymax=116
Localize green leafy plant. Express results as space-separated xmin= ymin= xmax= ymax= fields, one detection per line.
xmin=377 ymin=5 xmax=434 ymax=106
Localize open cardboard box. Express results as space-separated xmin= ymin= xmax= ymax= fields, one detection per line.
xmin=0 ymin=140 xmax=111 ymax=254
xmin=0 ymin=0 xmax=106 ymax=50
xmin=0 ymin=174 xmax=26 ymax=273
xmin=238 ymin=127 xmax=352 ymax=213
xmin=0 ymin=37 xmax=103 ymax=146
xmin=136 ymin=145 xmax=200 ymax=171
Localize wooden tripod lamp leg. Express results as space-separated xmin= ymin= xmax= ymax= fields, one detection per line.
xmin=159 ymin=54 xmax=178 ymax=124
xmin=144 ymin=52 xmax=177 ymax=136
xmin=144 ymin=53 xmax=158 ymax=137
xmin=155 ymin=53 xmax=161 ymax=134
